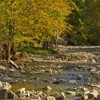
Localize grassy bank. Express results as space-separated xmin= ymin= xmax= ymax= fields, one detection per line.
xmin=17 ymin=46 xmax=56 ymax=54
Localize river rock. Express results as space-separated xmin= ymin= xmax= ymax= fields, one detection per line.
xmin=81 ymin=87 xmax=89 ymax=95
xmin=3 ymin=82 xmax=11 ymax=90
xmin=0 ymin=81 xmax=3 ymax=89
xmin=82 ymin=94 xmax=88 ymax=100
xmin=87 ymin=93 xmax=94 ymax=99
xmin=43 ymin=86 xmax=52 ymax=90
xmin=89 ymin=67 xmax=97 ymax=72
xmin=32 ymin=94 xmax=41 ymax=100
xmin=59 ymin=92 xmax=66 ymax=100
xmin=97 ymin=94 xmax=100 ymax=100
xmin=52 ymin=80 xmax=60 ymax=84
xmin=76 ymin=74 xmax=82 ymax=80
xmin=45 ymin=69 xmax=53 ymax=74
xmin=37 ymin=91 xmax=47 ymax=98
xmin=50 ymin=92 xmax=60 ymax=99
xmin=0 ymin=89 xmax=17 ymax=99
xmin=16 ymin=88 xmax=26 ymax=96
xmin=69 ymin=80 xmax=77 ymax=84
xmin=46 ymin=96 xmax=56 ymax=100
xmin=7 ymin=90 xmax=17 ymax=99
xmin=90 ymin=89 xmax=99 ymax=98
xmin=65 ymin=91 xmax=76 ymax=96
xmin=0 ymin=65 xmax=6 ymax=70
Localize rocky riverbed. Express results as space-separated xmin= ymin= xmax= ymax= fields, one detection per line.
xmin=0 ymin=46 xmax=100 ymax=100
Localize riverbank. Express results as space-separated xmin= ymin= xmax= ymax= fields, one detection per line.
xmin=0 ymin=46 xmax=100 ymax=100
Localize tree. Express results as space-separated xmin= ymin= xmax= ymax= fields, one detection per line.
xmin=0 ymin=0 xmax=16 ymax=60
xmin=66 ymin=0 xmax=87 ymax=45
xmin=0 ymin=0 xmax=73 ymax=59
xmin=66 ymin=0 xmax=100 ymax=45
xmin=14 ymin=0 xmax=72 ymax=47
xmin=83 ymin=0 xmax=100 ymax=45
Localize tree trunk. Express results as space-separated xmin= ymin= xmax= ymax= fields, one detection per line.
xmin=7 ymin=41 xmax=11 ymax=61
xmin=55 ymin=35 xmax=58 ymax=49
xmin=7 ymin=18 xmax=15 ymax=61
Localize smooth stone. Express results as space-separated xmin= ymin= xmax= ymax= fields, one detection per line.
xmin=76 ymin=74 xmax=82 ymax=80
xmin=50 ymin=92 xmax=60 ymax=99
xmin=82 ymin=94 xmax=88 ymax=100
xmin=0 ymin=81 xmax=3 ymax=89
xmin=43 ymin=86 xmax=52 ymax=90
xmin=3 ymin=82 xmax=11 ymax=90
xmin=90 ymin=89 xmax=99 ymax=98
xmin=32 ymin=94 xmax=41 ymax=100
xmin=16 ymin=88 xmax=26 ymax=96
xmin=52 ymin=80 xmax=60 ymax=84
xmin=87 ymin=93 xmax=94 ymax=99
xmin=59 ymin=92 xmax=66 ymax=100
xmin=69 ymin=80 xmax=77 ymax=84
xmin=47 ymin=96 xmax=56 ymax=100
xmin=66 ymin=91 xmax=76 ymax=96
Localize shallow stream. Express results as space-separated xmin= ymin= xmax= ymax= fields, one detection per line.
xmin=11 ymin=70 xmax=90 ymax=94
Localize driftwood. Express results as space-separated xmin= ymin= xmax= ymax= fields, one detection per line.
xmin=9 ymin=59 xmax=21 ymax=70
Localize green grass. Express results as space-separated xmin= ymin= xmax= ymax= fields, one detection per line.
xmin=17 ymin=46 xmax=56 ymax=54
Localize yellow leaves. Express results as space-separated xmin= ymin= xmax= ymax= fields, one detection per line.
xmin=0 ymin=0 xmax=73 ymax=45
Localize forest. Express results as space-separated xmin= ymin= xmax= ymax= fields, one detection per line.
xmin=0 ymin=0 xmax=100 ymax=60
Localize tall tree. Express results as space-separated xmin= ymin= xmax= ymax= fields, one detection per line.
xmin=66 ymin=0 xmax=87 ymax=45
xmin=0 ymin=0 xmax=16 ymax=60
xmin=14 ymin=0 xmax=72 ymax=47
xmin=83 ymin=0 xmax=100 ymax=45
xmin=66 ymin=0 xmax=100 ymax=45
xmin=0 ymin=0 xmax=73 ymax=59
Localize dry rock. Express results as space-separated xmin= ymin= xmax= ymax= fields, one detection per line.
xmin=51 ymin=92 xmax=60 ymax=99
xmin=59 ymin=92 xmax=66 ymax=100
xmin=0 ymin=81 xmax=3 ymax=89
xmin=66 ymin=91 xmax=76 ymax=96
xmin=43 ymin=86 xmax=52 ymax=90
xmin=16 ymin=88 xmax=26 ymax=96
xmin=47 ymin=96 xmax=56 ymax=100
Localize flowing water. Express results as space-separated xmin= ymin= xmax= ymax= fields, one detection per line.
xmin=11 ymin=70 xmax=90 ymax=94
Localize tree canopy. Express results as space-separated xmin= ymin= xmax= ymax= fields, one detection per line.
xmin=0 ymin=0 xmax=100 ymax=59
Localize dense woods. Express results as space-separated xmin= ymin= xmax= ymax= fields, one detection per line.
xmin=0 ymin=0 xmax=100 ymax=60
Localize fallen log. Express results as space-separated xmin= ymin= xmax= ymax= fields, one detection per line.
xmin=9 ymin=59 xmax=21 ymax=70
